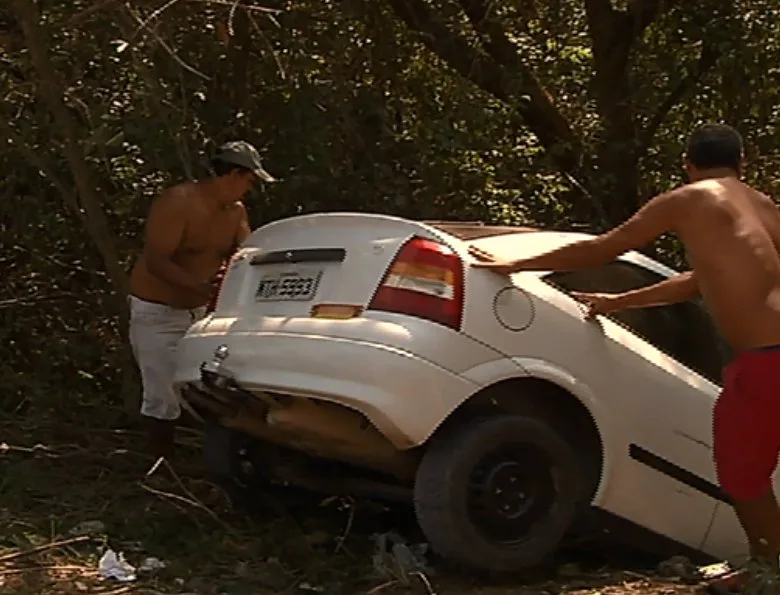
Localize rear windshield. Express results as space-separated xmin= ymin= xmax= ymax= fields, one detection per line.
xmin=423 ymin=221 xmax=538 ymax=241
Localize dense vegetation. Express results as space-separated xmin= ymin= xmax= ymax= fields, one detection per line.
xmin=3 ymin=0 xmax=780 ymax=417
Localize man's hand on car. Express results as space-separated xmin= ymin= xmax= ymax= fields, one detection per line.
xmin=571 ymin=292 xmax=623 ymax=319
xmin=468 ymin=245 xmax=519 ymax=275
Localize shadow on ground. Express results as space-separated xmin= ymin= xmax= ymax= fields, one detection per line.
xmin=0 ymin=416 xmax=701 ymax=595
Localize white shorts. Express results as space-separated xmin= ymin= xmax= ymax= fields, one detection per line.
xmin=128 ymin=296 xmax=206 ymax=420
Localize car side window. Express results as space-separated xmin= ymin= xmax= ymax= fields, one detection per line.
xmin=544 ymin=262 xmax=729 ymax=385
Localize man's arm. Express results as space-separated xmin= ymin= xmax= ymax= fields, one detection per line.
xmin=213 ymin=204 xmax=252 ymax=295
xmin=143 ymin=190 xmax=212 ymax=298
xmin=572 ymin=271 xmax=699 ymax=317
xmin=233 ymin=202 xmax=252 ymax=248
xmin=472 ymin=189 xmax=684 ymax=274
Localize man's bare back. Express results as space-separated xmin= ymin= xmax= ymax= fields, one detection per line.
xmin=674 ymin=178 xmax=780 ymax=351
xmin=130 ymin=181 xmax=251 ymax=309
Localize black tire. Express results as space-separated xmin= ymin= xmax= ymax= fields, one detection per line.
xmin=203 ymin=418 xmax=266 ymax=499
xmin=414 ymin=414 xmax=583 ymax=573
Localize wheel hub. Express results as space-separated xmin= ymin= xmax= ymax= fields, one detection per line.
xmin=467 ymin=449 xmax=556 ymax=544
xmin=484 ymin=461 xmax=535 ymax=519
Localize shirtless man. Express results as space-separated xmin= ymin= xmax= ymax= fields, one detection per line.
xmin=129 ymin=140 xmax=274 ymax=461
xmin=471 ymin=124 xmax=780 ymax=589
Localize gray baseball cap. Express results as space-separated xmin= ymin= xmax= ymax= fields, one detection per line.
xmin=212 ymin=140 xmax=276 ymax=182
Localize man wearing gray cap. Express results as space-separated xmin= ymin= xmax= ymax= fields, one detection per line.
xmin=128 ymin=140 xmax=274 ymax=462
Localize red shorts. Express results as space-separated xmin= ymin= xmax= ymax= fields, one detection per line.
xmin=713 ymin=345 xmax=780 ymax=501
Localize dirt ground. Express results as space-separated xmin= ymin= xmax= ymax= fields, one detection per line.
xmin=0 ymin=417 xmax=706 ymax=595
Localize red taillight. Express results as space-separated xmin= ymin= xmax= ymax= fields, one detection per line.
xmin=368 ymin=237 xmax=464 ymax=330
xmin=205 ymin=263 xmax=228 ymax=314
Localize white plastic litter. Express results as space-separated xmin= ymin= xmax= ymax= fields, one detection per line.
xmin=698 ymin=561 xmax=732 ymax=580
xmin=98 ymin=549 xmax=137 ymax=582
xmin=138 ymin=557 xmax=167 ymax=573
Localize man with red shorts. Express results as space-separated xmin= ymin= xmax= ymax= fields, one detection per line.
xmin=471 ymin=123 xmax=780 ymax=591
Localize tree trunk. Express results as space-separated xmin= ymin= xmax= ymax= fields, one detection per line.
xmin=11 ymin=0 xmax=137 ymax=412
xmin=585 ymin=0 xmax=641 ymax=224
xmin=203 ymin=2 xmax=253 ymax=138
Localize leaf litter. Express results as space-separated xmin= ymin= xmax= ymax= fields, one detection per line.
xmin=0 ymin=417 xmax=733 ymax=595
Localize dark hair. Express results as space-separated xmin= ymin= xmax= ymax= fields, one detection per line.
xmin=685 ymin=123 xmax=743 ymax=171
xmin=211 ymin=158 xmax=252 ymax=178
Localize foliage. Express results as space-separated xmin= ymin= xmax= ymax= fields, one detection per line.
xmin=2 ymin=0 xmax=780 ymax=413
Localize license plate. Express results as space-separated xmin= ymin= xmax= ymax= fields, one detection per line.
xmin=255 ymin=268 xmax=323 ymax=302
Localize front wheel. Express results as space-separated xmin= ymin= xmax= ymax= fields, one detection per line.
xmin=413 ymin=414 xmax=584 ymax=573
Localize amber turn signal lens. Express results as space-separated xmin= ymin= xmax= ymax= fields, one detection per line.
xmin=310 ymin=304 xmax=363 ymax=320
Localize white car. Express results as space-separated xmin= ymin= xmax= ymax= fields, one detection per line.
xmin=173 ymin=213 xmax=753 ymax=573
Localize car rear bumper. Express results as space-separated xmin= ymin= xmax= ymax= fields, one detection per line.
xmin=173 ymin=330 xmax=479 ymax=449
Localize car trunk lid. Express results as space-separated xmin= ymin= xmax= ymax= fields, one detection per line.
xmin=213 ymin=213 xmax=466 ymax=318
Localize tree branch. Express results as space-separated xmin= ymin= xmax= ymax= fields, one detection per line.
xmin=387 ymin=0 xmax=610 ymax=226
xmin=626 ymin=0 xmax=669 ymax=38
xmin=0 ymin=116 xmax=84 ymax=221
xmin=639 ymin=42 xmax=720 ymax=150
xmin=456 ymin=0 xmax=579 ymax=154
xmin=587 ymin=0 xmax=680 ymax=61
xmin=583 ymin=0 xmax=617 ymax=29
xmin=11 ymin=0 xmax=130 ymax=301
xmin=62 ymin=0 xmax=120 ymax=27
xmin=388 ymin=0 xmax=581 ymax=171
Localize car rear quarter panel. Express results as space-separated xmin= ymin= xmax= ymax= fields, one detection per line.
xmin=460 ymin=240 xmax=723 ymax=552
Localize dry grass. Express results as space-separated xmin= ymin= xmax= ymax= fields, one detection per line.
xmin=0 ymin=416 xmax=705 ymax=595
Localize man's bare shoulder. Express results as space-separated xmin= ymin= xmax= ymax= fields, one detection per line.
xmin=747 ymin=185 xmax=776 ymax=207
xmin=150 ymin=182 xmax=196 ymax=215
xmin=671 ymin=180 xmax=722 ymax=198
xmin=222 ymin=199 xmax=247 ymax=213
xmin=684 ymin=177 xmax=755 ymax=199
xmin=641 ymin=184 xmax=698 ymax=220
xmin=223 ymin=200 xmax=249 ymax=223
xmin=661 ymin=180 xmax=735 ymax=217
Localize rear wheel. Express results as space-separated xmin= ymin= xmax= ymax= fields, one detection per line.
xmin=203 ymin=418 xmax=266 ymax=502
xmin=414 ymin=414 xmax=584 ymax=573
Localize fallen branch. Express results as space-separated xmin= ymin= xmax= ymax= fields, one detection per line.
xmin=162 ymin=459 xmax=214 ymax=516
xmin=0 ymin=293 xmax=101 ymax=310
xmin=0 ymin=564 xmax=94 ymax=576
xmin=99 ymin=586 xmax=138 ymax=595
xmin=139 ymin=482 xmax=207 ymax=513
xmin=0 ymin=536 xmax=92 ymax=564
xmin=409 ymin=571 xmax=437 ymax=595
xmin=367 ymin=580 xmax=398 ymax=594
xmin=333 ymin=498 xmax=355 ymax=556
xmin=138 ymin=475 xmax=238 ymax=537
xmin=0 ymin=442 xmax=53 ymax=455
